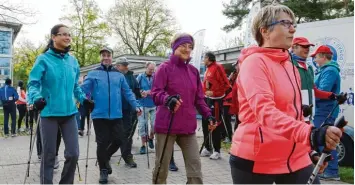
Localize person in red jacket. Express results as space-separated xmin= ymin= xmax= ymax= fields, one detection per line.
xmin=201 ymin=52 xmax=231 ymax=160
xmin=221 ymin=62 xmax=239 ymax=142
xmin=226 ymin=61 xmax=240 ymax=132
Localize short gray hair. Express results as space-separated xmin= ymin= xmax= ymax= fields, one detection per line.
xmin=145 ymin=61 xmax=156 ymax=68
xmin=252 ymin=4 xmax=296 ymax=46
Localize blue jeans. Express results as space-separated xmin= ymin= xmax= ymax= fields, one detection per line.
xmin=138 ymin=107 xmax=156 ymax=138
xmin=313 ymin=115 xmax=339 ymax=176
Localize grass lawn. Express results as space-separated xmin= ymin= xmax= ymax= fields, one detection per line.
xmin=221 ymin=141 xmax=354 ymax=184
xmin=0 ymin=109 xmax=34 ymax=137
xmin=0 ymin=109 xmax=4 ymax=126
xmin=340 ymin=167 xmax=354 ymax=184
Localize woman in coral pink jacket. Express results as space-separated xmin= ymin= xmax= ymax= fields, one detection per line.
xmin=229 ymin=4 xmax=343 ymax=184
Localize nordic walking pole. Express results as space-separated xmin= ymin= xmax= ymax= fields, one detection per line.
xmin=84 ymin=115 xmax=92 ymax=184
xmin=24 ymin=110 xmax=40 ymax=184
xmin=77 ymin=162 xmax=82 ymax=181
xmin=144 ymin=107 xmax=150 ymax=168
xmin=117 ymin=118 xmax=139 ymax=166
xmin=221 ymin=110 xmax=231 ymax=140
xmin=307 ymin=116 xmax=347 ymax=185
xmin=154 ymin=112 xmax=175 ymax=184
xmin=154 ymin=95 xmax=180 ymax=184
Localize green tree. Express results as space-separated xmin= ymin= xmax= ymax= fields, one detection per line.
xmin=222 ymin=0 xmax=354 ymax=32
xmin=13 ymin=40 xmax=44 ymax=85
xmin=60 ymin=0 xmax=110 ymax=67
xmin=107 ymin=0 xmax=178 ymax=56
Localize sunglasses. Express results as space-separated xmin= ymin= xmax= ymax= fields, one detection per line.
xmin=299 ymin=45 xmax=311 ymax=49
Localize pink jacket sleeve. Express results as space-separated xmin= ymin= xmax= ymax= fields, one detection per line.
xmin=238 ymin=57 xmax=312 ymax=146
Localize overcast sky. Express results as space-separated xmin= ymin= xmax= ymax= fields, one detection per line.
xmin=11 ymin=0 xmax=241 ymax=50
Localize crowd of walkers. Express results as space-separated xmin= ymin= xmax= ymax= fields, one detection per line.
xmin=0 ymin=2 xmax=349 ymax=184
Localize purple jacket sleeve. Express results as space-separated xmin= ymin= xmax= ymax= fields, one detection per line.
xmin=195 ymin=70 xmax=211 ymax=119
xmin=151 ymin=64 xmax=170 ymax=106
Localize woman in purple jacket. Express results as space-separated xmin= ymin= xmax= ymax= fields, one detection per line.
xmin=151 ymin=33 xmax=215 ymax=184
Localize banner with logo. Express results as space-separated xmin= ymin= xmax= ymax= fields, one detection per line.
xmin=191 ymin=29 xmax=206 ymax=72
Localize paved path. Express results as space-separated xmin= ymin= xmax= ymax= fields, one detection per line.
xmin=0 ymin=121 xmax=346 ymax=184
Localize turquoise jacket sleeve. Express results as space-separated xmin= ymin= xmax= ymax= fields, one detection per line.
xmin=27 ymin=57 xmax=44 ymax=102
xmin=318 ymin=68 xmax=338 ymax=92
xmin=73 ymin=63 xmax=86 ymax=104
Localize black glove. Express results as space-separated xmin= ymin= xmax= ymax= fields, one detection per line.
xmin=329 ymin=92 xmax=347 ymax=104
xmin=310 ymin=126 xmax=328 ymax=152
xmin=302 ymin=104 xmax=313 ymax=117
xmin=34 ymin=98 xmax=46 ymax=111
xmin=309 ymin=150 xmax=332 ymax=165
xmin=309 ymin=150 xmax=320 ymax=164
xmin=83 ymin=99 xmax=95 ymax=112
xmin=165 ymin=95 xmax=180 ymax=111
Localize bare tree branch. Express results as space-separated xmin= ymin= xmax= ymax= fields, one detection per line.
xmin=107 ymin=0 xmax=177 ymax=56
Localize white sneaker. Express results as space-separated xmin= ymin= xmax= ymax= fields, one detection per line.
xmin=54 ymin=157 xmax=59 ymax=169
xmin=19 ymin=128 xmax=25 ymax=132
xmin=209 ymin=152 xmax=221 ymax=160
xmin=200 ymin=148 xmax=212 ymax=157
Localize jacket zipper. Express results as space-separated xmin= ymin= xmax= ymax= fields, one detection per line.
xmin=106 ymin=70 xmax=111 ymax=118
xmin=282 ymin=64 xmax=299 ymax=173
xmin=63 ymin=58 xmax=68 ymax=113
xmin=258 ymin=127 xmax=264 ymax=143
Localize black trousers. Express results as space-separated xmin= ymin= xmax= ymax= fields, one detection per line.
xmin=17 ymin=104 xmax=27 ymax=129
xmin=79 ymin=111 xmax=90 ymax=130
xmin=120 ymin=109 xmax=136 ymax=161
xmin=221 ymin=106 xmax=233 ymax=141
xmin=202 ymin=98 xmax=223 ymax=153
xmin=29 ymin=109 xmax=39 ymax=127
xmin=3 ymin=103 xmax=16 ymax=134
xmin=230 ymin=157 xmax=320 ymax=184
xmin=93 ymin=118 xmax=124 ymax=170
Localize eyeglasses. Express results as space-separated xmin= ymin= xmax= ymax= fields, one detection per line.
xmin=56 ymin=33 xmax=71 ymax=37
xmin=268 ymin=20 xmax=297 ymax=29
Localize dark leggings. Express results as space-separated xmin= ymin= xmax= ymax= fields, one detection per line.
xmin=17 ymin=104 xmax=27 ymax=129
xmin=221 ymin=106 xmax=233 ymax=141
xmin=202 ymin=98 xmax=223 ymax=153
xmin=230 ymin=157 xmax=320 ymax=184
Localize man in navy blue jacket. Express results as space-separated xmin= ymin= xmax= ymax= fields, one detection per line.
xmin=81 ymin=47 xmax=142 ymax=184
xmin=115 ymin=57 xmax=141 ymax=168
xmin=0 ymin=78 xmax=19 ymax=137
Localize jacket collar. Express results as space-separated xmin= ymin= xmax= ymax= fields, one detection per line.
xmin=47 ymin=48 xmax=69 ymax=59
xmin=170 ymin=54 xmax=191 ymax=66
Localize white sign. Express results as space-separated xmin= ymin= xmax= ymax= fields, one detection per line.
xmin=190 ymin=29 xmax=206 ymax=72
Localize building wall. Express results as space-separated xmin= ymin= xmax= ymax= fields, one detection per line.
xmin=0 ymin=27 xmax=13 ymax=86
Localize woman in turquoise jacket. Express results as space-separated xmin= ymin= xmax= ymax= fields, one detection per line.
xmin=27 ymin=24 xmax=94 ymax=184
